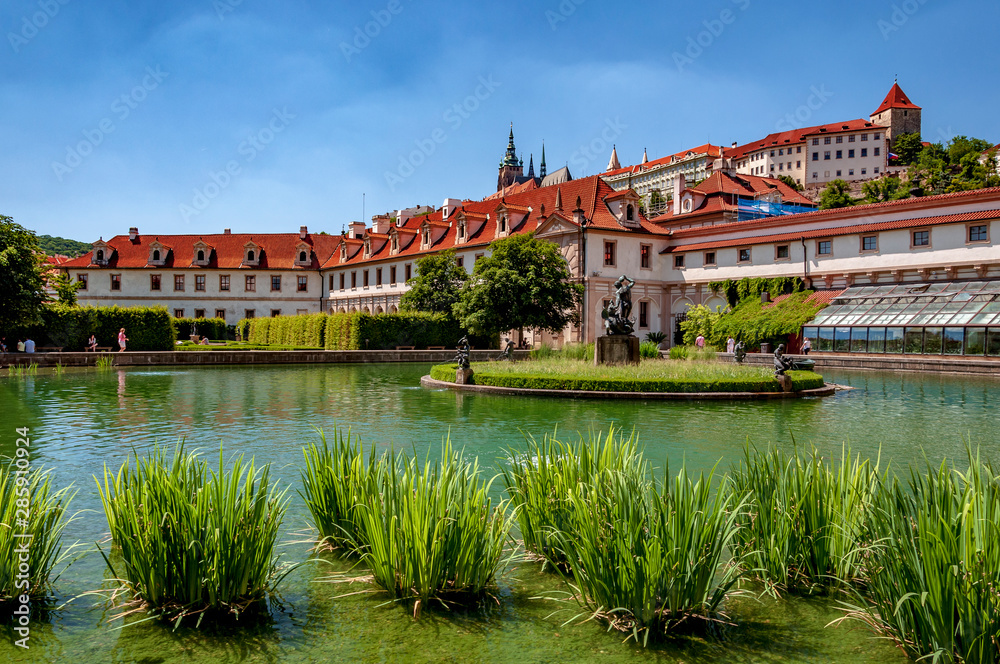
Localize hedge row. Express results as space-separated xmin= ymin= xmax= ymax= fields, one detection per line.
xmin=236 ymin=312 xmax=495 ymax=351
xmin=429 ymin=365 xmax=825 ymax=393
xmin=11 ymin=304 xmax=175 ymax=351
xmin=172 ymin=317 xmax=228 ymax=341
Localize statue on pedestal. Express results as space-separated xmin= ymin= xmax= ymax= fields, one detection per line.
xmin=454 ymin=335 xmax=470 ymax=370
xmin=733 ymin=341 xmax=746 ymax=364
xmin=601 ymin=275 xmax=636 ymax=336
xmin=496 ymin=337 xmax=514 ymax=362
xmin=773 ymin=344 xmax=793 ymax=376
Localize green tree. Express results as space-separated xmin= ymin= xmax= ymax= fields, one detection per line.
xmin=48 ymin=272 xmax=83 ymax=306
xmin=0 ymin=216 xmax=48 ymax=331
xmin=400 ymin=248 xmax=468 ymax=315
xmin=818 ymin=179 xmax=856 ymax=209
xmin=892 ymin=132 xmax=924 ymax=165
xmin=777 ymin=175 xmax=803 ymax=191
xmin=947 ymin=135 xmax=993 ymax=165
xmin=679 ymin=303 xmax=723 ymax=346
xmin=861 ymin=177 xmax=909 ymax=204
xmin=35 ymin=234 xmax=91 ymax=258
xmin=453 ymin=232 xmax=583 ymax=337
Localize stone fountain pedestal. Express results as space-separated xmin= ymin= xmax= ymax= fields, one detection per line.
xmin=595 ymin=335 xmax=640 ymax=366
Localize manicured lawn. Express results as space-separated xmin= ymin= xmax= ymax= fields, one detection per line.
xmin=429 ymin=358 xmax=824 ymax=393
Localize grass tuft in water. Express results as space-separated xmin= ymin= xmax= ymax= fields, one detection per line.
xmin=501 ymin=427 xmax=650 ymax=567
xmin=841 ymin=449 xmax=1000 ymax=664
xmin=95 ymin=355 xmax=115 ymax=370
xmin=554 ymin=461 xmax=745 ymax=645
xmin=0 ymin=465 xmax=76 ymax=604
xmin=729 ymin=444 xmax=881 ymax=594
xmin=96 ymin=444 xmax=290 ymax=625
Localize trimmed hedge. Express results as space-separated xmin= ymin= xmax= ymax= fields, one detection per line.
xmin=13 ymin=304 xmax=175 ymax=351
xmin=429 ymin=364 xmax=825 ymax=393
xmin=172 ymin=317 xmax=228 ymax=341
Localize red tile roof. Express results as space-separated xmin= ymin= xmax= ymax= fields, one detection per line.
xmin=768 ymin=289 xmax=843 ymax=307
xmin=872 ymin=83 xmax=921 ymax=116
xmin=649 ymin=171 xmax=814 ymax=223
xmin=60 ymin=232 xmax=340 ymax=270
xmin=729 ymin=119 xmax=883 ymax=161
xmin=663 ymin=209 xmax=1000 ymax=253
xmin=482 ymin=178 xmax=539 ymax=200
xmin=604 ymin=143 xmax=722 ymax=178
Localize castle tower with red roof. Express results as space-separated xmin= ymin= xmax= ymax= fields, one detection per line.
xmin=870 ymin=81 xmax=921 ymax=149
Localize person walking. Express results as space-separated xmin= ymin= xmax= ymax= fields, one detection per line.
xmin=695 ymin=334 xmax=705 ymax=348
xmin=726 ymin=336 xmax=735 ymax=354
xmin=117 ymin=328 xmax=128 ymax=352
xmin=801 ymin=337 xmax=812 ymax=355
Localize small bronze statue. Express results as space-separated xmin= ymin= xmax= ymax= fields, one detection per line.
xmin=733 ymin=341 xmax=746 ymax=364
xmin=454 ymin=335 xmax=471 ymax=370
xmin=601 ymin=274 xmax=636 ymax=336
xmin=496 ymin=337 xmax=514 ymax=361
xmin=773 ymin=343 xmax=793 ymax=376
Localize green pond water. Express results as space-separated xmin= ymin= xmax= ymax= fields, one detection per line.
xmin=2 ymin=363 xmax=999 ymax=663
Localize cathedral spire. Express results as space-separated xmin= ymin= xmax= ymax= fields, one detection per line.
xmin=642 ymin=147 xmax=648 ymax=164
xmin=540 ymin=141 xmax=547 ymax=178
xmin=501 ymin=122 xmax=519 ymax=168
xmin=527 ymin=153 xmax=535 ymax=179
xmin=607 ymin=144 xmax=621 ymax=171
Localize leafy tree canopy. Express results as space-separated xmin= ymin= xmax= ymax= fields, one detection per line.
xmin=818 ymin=179 xmax=857 ymax=210
xmin=0 ymin=216 xmax=48 ymax=331
xmin=861 ymin=176 xmax=909 ymax=204
xmin=892 ymin=132 xmax=925 ymax=165
xmin=35 ymin=234 xmax=91 ymax=257
xmin=453 ymin=232 xmax=583 ymax=337
xmin=777 ymin=175 xmax=803 ymax=191
xmin=400 ymin=248 xmax=468 ymax=315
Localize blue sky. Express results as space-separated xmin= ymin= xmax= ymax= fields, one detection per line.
xmin=3 ymin=0 xmax=998 ymax=242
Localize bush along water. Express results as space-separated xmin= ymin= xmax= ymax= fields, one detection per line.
xmin=729 ymin=444 xmax=882 ymax=595
xmin=0 ymin=465 xmax=76 ymax=605
xmin=302 ymin=429 xmax=515 ymax=617
xmin=96 ymin=444 xmax=291 ymax=625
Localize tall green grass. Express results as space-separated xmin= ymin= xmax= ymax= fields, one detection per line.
xmin=639 ymin=340 xmax=661 ymax=359
xmin=843 ymin=450 xmax=1000 ymax=663
xmin=0 ymin=466 xmax=76 ymax=603
xmin=302 ymin=429 xmax=515 ymax=615
xmin=501 ymin=427 xmax=650 ymax=566
xmin=729 ymin=444 xmax=881 ymax=594
xmin=95 ymin=355 xmax=115 ymax=370
xmin=96 ymin=445 xmax=290 ymax=623
xmin=555 ymin=463 xmax=744 ymax=644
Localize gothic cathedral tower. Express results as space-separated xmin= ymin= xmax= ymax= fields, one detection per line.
xmin=497 ymin=123 xmax=525 ymax=191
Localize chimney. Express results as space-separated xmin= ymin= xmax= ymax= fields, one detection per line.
xmin=731 ymin=141 xmax=737 ymax=149
xmin=572 ymin=199 xmax=585 ymax=226
xmin=299 ymin=225 xmax=308 ymax=239
xmin=349 ymin=221 xmax=366 ymax=239
xmin=672 ymin=174 xmax=686 ymax=215
xmin=442 ymin=198 xmax=462 ymax=220
xmin=129 ymin=227 xmax=138 ymax=241
xmin=761 ymin=291 xmax=771 ymax=304
xmin=223 ymin=228 xmax=231 ymax=234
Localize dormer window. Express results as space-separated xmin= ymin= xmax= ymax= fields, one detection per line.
xmin=247 ymin=250 xmax=255 ymax=262
xmin=422 ymin=228 xmax=431 ymax=248
xmin=299 ymin=251 xmax=307 ymax=262
xmin=153 ymin=249 xmax=161 ymax=261
xmin=197 ymin=250 xmax=205 ymax=262
xmin=626 ymin=204 xmax=634 ymax=221
xmin=457 ymin=219 xmax=467 ymax=242
xmin=340 ymin=244 xmax=347 ymax=262
xmin=499 ymin=215 xmax=507 ymax=234
xmin=364 ymin=239 xmax=371 ymax=258
xmin=243 ymin=243 xmax=261 ymax=266
xmin=96 ymin=249 xmax=104 ymax=262
xmin=391 ymin=233 xmax=399 ymax=254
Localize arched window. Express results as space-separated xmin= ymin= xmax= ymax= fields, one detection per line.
xmin=197 ymin=250 xmax=205 ymax=262
xmin=247 ymin=250 xmax=255 ymax=262
xmin=96 ymin=250 xmax=104 ymax=261
xmin=626 ymin=204 xmax=634 ymax=221
xmin=152 ymin=249 xmax=160 ymax=261
xmin=299 ymin=251 xmax=307 ymax=262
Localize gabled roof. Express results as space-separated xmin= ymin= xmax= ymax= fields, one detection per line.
xmin=730 ymin=120 xmax=882 ymax=161
xmin=61 ymin=232 xmax=338 ymax=270
xmin=872 ymin=83 xmax=921 ymax=116
xmin=649 ymin=171 xmax=814 ymax=223
xmin=604 ymin=143 xmax=722 ymax=178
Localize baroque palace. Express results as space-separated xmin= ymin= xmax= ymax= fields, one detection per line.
xmin=62 ymin=84 xmax=1000 ymax=355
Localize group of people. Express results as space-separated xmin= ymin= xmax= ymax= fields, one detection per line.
xmin=0 ymin=337 xmax=35 ymax=353
xmin=0 ymin=328 xmax=129 ymax=353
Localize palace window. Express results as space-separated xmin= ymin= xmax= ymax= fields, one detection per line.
xmin=738 ymin=248 xmax=751 ymax=263
xmin=220 ymin=275 xmax=230 ymax=291
xmin=862 ymin=235 xmax=878 ymax=252
xmin=271 ymin=309 xmax=281 ymax=317
xmin=77 ymin=274 xmax=87 ymax=290
xmin=640 ymin=244 xmax=651 ymax=269
xmin=271 ymin=275 xmax=281 ymax=291
xmin=626 ymin=204 xmax=634 ymax=221
xmin=111 ymin=274 xmax=121 ymax=291
xmin=152 ymin=249 xmax=161 ymax=262
xmin=912 ymin=230 xmax=930 ymax=247
xmin=195 ymin=275 xmax=206 ymax=291
xmin=197 ymin=249 xmax=205 ymax=262
xmin=969 ymin=224 xmax=989 ymax=242
xmin=390 ymin=266 xmax=397 ymax=284
xmin=245 ymin=309 xmax=255 ymax=319
xmin=174 ymin=309 xmax=184 ymax=318
xmin=299 ymin=251 xmax=307 ymax=263
xmin=674 ymin=254 xmax=684 ymax=268
xmin=704 ymin=251 xmax=716 ymax=266
xmin=639 ymin=301 xmax=649 ymax=329
xmin=245 ymin=275 xmax=256 ymax=292
xmin=405 ymin=263 xmax=411 ymax=281
xmin=456 ymin=256 xmax=464 ymax=268
xmin=363 ymin=270 xmax=369 ymax=287
xmin=151 ymin=274 xmax=161 ymax=291
xmin=351 ymin=271 xmax=357 ymax=288
xmin=776 ymin=244 xmax=790 ymax=260
xmin=195 ymin=309 xmax=205 ymax=319
xmin=340 ymin=273 xmax=345 ymax=290
xmin=297 ymin=276 xmax=308 ymax=292
xmin=817 ymin=240 xmax=832 ymax=256
xmin=603 ymin=241 xmax=616 ymax=266
xmin=174 ymin=275 xmax=184 ymax=291
xmin=215 ymin=309 xmax=226 ymax=320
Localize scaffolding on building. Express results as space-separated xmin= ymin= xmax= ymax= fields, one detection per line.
xmin=735 ymin=191 xmax=814 ymax=222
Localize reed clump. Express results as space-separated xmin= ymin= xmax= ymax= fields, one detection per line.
xmin=501 ymin=427 xmax=650 ymax=566
xmin=0 ymin=465 xmax=76 ymax=603
xmin=729 ymin=444 xmax=881 ymax=594
xmin=96 ymin=444 xmax=289 ymax=624
xmin=842 ymin=450 xmax=1000 ymax=664
xmin=302 ymin=429 xmax=515 ymax=614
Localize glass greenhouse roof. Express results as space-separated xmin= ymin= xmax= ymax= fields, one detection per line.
xmin=810 ymin=282 xmax=1000 ymax=328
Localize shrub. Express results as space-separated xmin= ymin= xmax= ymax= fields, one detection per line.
xmin=669 ymin=345 xmax=689 ymax=360
xmin=644 ymin=331 xmax=667 ymax=345
xmin=639 ymin=340 xmax=660 ymax=359
xmin=0 ymin=465 xmax=76 ymax=604
xmin=729 ymin=444 xmax=881 ymax=594
xmin=711 ymin=291 xmax=827 ymax=349
xmin=96 ymin=444 xmax=290 ymax=622
xmin=172 ymin=317 xmax=227 ymax=341
xmin=10 ymin=305 xmax=175 ymax=351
